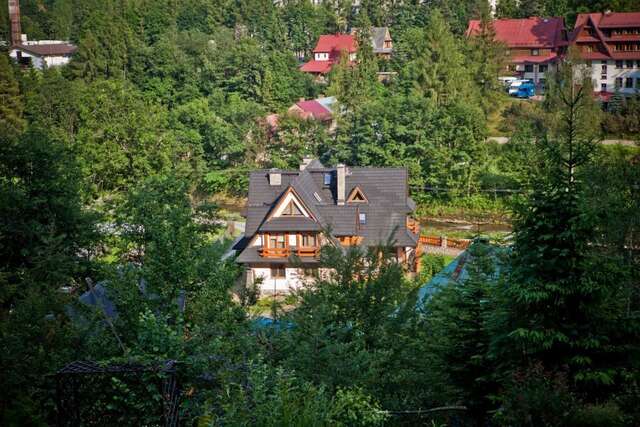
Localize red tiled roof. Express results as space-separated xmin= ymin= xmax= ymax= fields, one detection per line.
xmin=599 ymin=12 xmax=640 ymax=28
xmin=512 ymin=52 xmax=559 ymax=63
xmin=294 ymin=100 xmax=332 ymax=121
xmin=573 ymin=13 xmax=640 ymax=60
xmin=466 ymin=17 xmax=566 ymax=48
xmin=595 ymin=91 xmax=614 ymax=102
xmin=15 ymin=43 xmax=77 ymax=56
xmin=312 ymin=34 xmax=356 ymax=54
xmin=300 ymin=60 xmax=334 ymax=74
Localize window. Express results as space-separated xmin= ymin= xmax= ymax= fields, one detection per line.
xmin=524 ymin=64 xmax=534 ymax=73
xmin=601 ymin=83 xmax=607 ymax=92
xmin=281 ymin=200 xmax=303 ymax=216
xmin=269 ymin=234 xmax=286 ymax=248
xmin=625 ymin=77 xmax=634 ymax=88
xmin=616 ymin=60 xmax=623 ymax=69
xmin=303 ymin=268 xmax=318 ymax=278
xmin=615 ymin=77 xmax=623 ymax=88
xmin=271 ymin=265 xmax=285 ymax=279
xmin=539 ymin=64 xmax=548 ymax=73
xmin=531 ymin=49 xmax=539 ymax=56
xmin=323 ymin=173 xmax=332 ymax=186
xmin=301 ymin=233 xmax=317 ymax=247
xmin=636 ymin=78 xmax=640 ymax=89
xmin=626 ymin=60 xmax=634 ymax=68
xmin=601 ymin=64 xmax=607 ymax=74
xmin=347 ymin=187 xmax=368 ymax=203
xmin=358 ymin=213 xmax=366 ymax=225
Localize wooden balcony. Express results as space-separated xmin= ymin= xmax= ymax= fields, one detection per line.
xmin=259 ymin=247 xmax=291 ymax=258
xmin=296 ymin=247 xmax=320 ymax=257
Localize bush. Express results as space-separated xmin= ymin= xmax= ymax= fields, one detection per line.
xmin=569 ymin=402 xmax=625 ymax=427
xmin=493 ymin=363 xmax=576 ymax=427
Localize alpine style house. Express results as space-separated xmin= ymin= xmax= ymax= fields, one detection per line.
xmin=234 ymin=158 xmax=422 ymax=294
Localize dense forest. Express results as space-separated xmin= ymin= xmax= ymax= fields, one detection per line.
xmin=1 ymin=0 xmax=639 ymax=425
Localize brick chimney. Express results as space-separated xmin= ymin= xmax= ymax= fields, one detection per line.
xmin=336 ymin=164 xmax=346 ymax=205
xmin=8 ymin=0 xmax=21 ymax=46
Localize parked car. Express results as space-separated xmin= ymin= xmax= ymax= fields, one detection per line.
xmin=508 ymin=79 xmax=532 ymax=95
xmin=515 ymin=83 xmax=536 ymax=98
xmin=498 ymin=76 xmax=518 ymax=87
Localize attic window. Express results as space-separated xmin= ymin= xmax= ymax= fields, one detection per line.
xmin=347 ymin=187 xmax=368 ymax=203
xmin=282 ymin=201 xmax=303 ymax=216
xmin=323 ymin=173 xmax=332 ymax=186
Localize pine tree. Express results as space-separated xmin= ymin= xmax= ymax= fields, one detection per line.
xmin=0 ymin=55 xmax=25 ymax=136
xmin=400 ymin=9 xmax=476 ymax=106
xmin=468 ymin=3 xmax=508 ymax=115
xmin=498 ymin=50 xmax=629 ymax=391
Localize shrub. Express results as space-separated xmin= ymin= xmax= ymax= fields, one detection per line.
xmin=569 ymin=402 xmax=625 ymax=427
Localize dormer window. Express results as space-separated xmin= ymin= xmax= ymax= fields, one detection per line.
xmin=323 ymin=173 xmax=332 ymax=186
xmin=281 ymin=200 xmax=303 ymax=216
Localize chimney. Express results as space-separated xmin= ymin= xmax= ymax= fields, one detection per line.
xmin=299 ymin=157 xmax=313 ymax=171
xmin=336 ymin=164 xmax=346 ymax=205
xmin=8 ymin=0 xmax=21 ymax=46
xmin=268 ymin=169 xmax=281 ymax=186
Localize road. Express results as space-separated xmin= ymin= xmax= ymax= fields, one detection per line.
xmin=487 ymin=137 xmax=636 ymax=146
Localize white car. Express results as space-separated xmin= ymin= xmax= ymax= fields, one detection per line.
xmin=498 ymin=76 xmax=518 ymax=87
xmin=508 ymin=79 xmax=533 ymax=95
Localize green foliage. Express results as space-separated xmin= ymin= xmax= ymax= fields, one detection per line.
xmin=493 ymin=363 xmax=577 ymax=427
xmin=0 ymin=55 xmax=25 ymax=136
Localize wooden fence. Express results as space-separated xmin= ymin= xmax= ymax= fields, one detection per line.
xmin=419 ymin=235 xmax=471 ymax=250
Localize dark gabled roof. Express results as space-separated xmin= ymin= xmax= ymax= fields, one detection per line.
xmin=371 ymin=27 xmax=392 ymax=53
xmin=14 ymin=42 xmax=77 ymax=56
xmin=239 ymin=162 xmax=417 ymax=257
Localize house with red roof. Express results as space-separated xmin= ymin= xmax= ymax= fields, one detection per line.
xmin=264 ymin=96 xmax=338 ymax=135
xmin=466 ymin=17 xmax=569 ymax=87
xmin=571 ymin=11 xmax=640 ymax=98
xmin=300 ymin=34 xmax=357 ymax=78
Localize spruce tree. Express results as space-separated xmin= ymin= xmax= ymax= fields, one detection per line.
xmin=498 ymin=50 xmax=630 ymax=392
xmin=0 ymin=55 xmax=25 ymax=136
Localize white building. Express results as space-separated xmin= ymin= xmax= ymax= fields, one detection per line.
xmin=572 ymin=12 xmax=640 ymax=98
xmin=9 ymin=39 xmax=77 ymax=69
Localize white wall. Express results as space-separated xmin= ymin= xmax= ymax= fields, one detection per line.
xmin=249 ymin=267 xmax=332 ymax=294
xmin=9 ymin=48 xmax=70 ymax=69
xmin=515 ymin=62 xmax=556 ymax=85
xmin=588 ymin=59 xmax=640 ymax=95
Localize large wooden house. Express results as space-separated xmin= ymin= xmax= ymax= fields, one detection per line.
xmin=466 ymin=17 xmax=569 ymax=87
xmin=571 ymin=11 xmax=640 ymax=99
xmin=233 ymin=159 xmax=421 ymax=294
xmin=300 ymin=28 xmax=393 ymax=79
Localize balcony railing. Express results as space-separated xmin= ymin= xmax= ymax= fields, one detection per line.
xmin=259 ymin=247 xmax=291 ymax=258
xmin=258 ymin=247 xmax=321 ymax=258
xmin=296 ymin=247 xmax=320 ymax=257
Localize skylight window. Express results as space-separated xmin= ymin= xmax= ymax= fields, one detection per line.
xmin=314 ymin=192 xmax=322 ymax=202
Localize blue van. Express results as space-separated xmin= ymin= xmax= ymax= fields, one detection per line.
xmin=516 ymin=83 xmax=536 ymax=98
